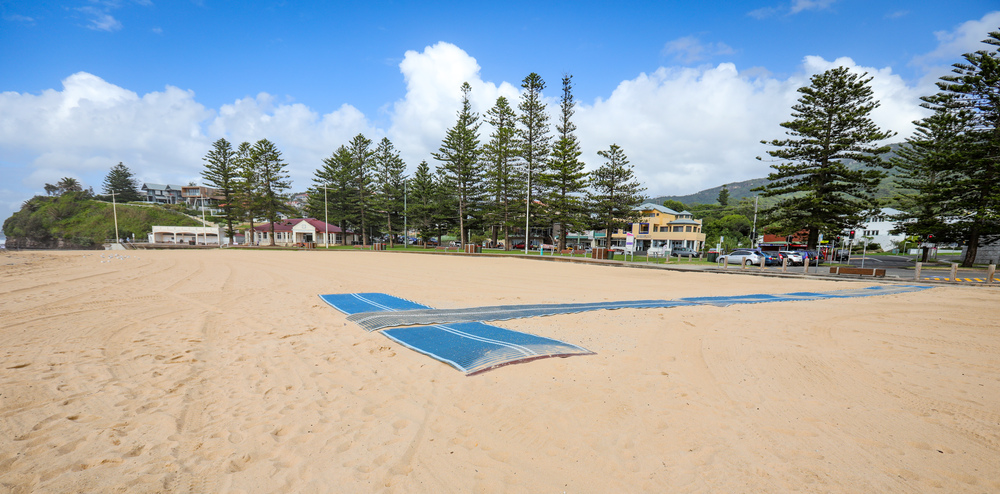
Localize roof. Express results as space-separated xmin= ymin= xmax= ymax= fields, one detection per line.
xmin=667 ymin=218 xmax=701 ymax=225
xmin=250 ymin=218 xmax=348 ymax=234
xmin=141 ymin=183 xmax=184 ymax=191
xmin=633 ymin=202 xmax=693 ymax=216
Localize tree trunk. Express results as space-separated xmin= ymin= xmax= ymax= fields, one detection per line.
xmin=962 ymin=224 xmax=980 ymax=268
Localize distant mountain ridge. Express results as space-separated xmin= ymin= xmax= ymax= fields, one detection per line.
xmin=650 ymin=144 xmax=906 ymax=207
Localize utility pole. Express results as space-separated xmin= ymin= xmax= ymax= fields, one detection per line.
xmin=111 ymin=190 xmax=120 ymax=244
xmin=751 ymin=195 xmax=758 ymax=248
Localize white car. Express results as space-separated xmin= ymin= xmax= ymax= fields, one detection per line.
xmin=779 ymin=250 xmax=804 ymax=265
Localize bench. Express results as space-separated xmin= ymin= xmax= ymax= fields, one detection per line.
xmin=829 ymin=267 xmax=886 ymax=277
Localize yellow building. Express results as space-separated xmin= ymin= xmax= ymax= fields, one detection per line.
xmin=610 ymin=203 xmax=706 ymax=252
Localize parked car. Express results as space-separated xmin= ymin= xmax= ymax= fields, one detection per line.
xmin=512 ymin=242 xmax=526 ymax=249
xmin=718 ymin=249 xmax=765 ymax=266
xmin=779 ymin=250 xmax=804 ymax=265
xmin=832 ymin=249 xmax=851 ymax=261
xmin=672 ymin=247 xmax=698 ymax=257
xmin=760 ymin=251 xmax=781 ymax=265
xmin=797 ymin=250 xmax=824 ymax=266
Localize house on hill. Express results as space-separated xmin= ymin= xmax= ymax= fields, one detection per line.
xmin=248 ymin=218 xmax=358 ymax=246
xmin=142 ymin=183 xmax=184 ymax=204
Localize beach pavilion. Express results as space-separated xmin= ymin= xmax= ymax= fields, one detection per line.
xmin=248 ymin=218 xmax=358 ymax=246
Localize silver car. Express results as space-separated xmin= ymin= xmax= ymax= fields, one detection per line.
xmin=718 ymin=249 xmax=764 ymax=266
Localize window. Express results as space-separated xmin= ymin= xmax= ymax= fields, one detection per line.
xmin=685 ymin=226 xmax=692 ymax=232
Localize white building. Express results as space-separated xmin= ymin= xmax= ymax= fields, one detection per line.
xmin=149 ymin=225 xmax=224 ymax=245
xmin=858 ymin=207 xmax=909 ymax=251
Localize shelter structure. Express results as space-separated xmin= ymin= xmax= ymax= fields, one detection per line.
xmin=149 ymin=225 xmax=224 ymax=245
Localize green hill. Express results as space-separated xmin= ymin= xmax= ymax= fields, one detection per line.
xmin=650 ymin=144 xmax=909 ymax=207
xmin=3 ymin=192 xmax=201 ymax=249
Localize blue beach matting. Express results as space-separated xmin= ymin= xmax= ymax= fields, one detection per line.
xmin=319 ymin=293 xmax=594 ymax=375
xmin=319 ymin=285 xmax=931 ymax=375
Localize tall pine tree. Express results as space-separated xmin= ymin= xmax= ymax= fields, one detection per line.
xmin=890 ymin=97 xmax=965 ymax=261
xmin=252 ymin=139 xmax=291 ymax=246
xmin=927 ymin=29 xmax=1000 ymax=266
xmin=517 ymin=73 xmax=551 ymax=251
xmin=233 ymin=141 xmax=262 ymax=244
xmin=589 ymin=144 xmax=645 ymax=251
xmin=755 ymin=66 xmax=895 ymax=249
xmin=539 ymin=74 xmax=589 ymax=250
xmin=373 ymin=137 xmax=407 ymax=247
xmin=432 ymin=82 xmax=482 ymax=246
xmin=482 ymin=96 xmax=521 ymax=249
xmin=347 ymin=134 xmax=376 ymax=245
xmin=407 ymin=160 xmax=439 ymax=246
xmin=306 ymin=145 xmax=359 ymax=244
xmin=102 ymin=162 xmax=142 ymax=202
xmin=201 ymin=138 xmax=237 ymax=242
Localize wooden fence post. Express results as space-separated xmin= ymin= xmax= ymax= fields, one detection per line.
xmin=988 ymin=264 xmax=996 ymax=284
xmin=950 ymin=263 xmax=958 ymax=281
xmin=914 ymin=262 xmax=922 ymax=281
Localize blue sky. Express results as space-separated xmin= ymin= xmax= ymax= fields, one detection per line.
xmin=2 ymin=1 xmax=1000 ymax=231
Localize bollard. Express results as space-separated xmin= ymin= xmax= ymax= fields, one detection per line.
xmin=988 ymin=264 xmax=996 ymax=284
xmin=950 ymin=262 xmax=958 ymax=281
xmin=803 ymin=260 xmax=809 ymax=274
xmin=914 ymin=262 xmax=922 ymax=280
xmin=688 ymin=254 xmax=692 ymax=263
xmin=782 ymin=258 xmax=788 ymax=273
xmin=759 ymin=257 xmax=765 ymax=271
xmin=742 ymin=258 xmax=748 ymax=269
xmin=723 ymin=256 xmax=729 ymax=269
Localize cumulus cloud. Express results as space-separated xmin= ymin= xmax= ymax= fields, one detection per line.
xmin=0 ymin=72 xmax=212 ymax=189
xmin=387 ymin=42 xmax=520 ymax=167
xmin=207 ymin=94 xmax=378 ymax=187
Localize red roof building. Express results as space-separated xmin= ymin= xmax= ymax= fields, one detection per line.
xmin=248 ymin=218 xmax=358 ymax=246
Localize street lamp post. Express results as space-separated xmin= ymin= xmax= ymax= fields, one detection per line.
xmin=110 ymin=190 xmax=120 ymax=244
xmin=318 ymin=185 xmax=332 ymax=248
xmin=403 ymin=181 xmax=407 ymax=249
xmin=199 ymin=191 xmax=208 ymax=245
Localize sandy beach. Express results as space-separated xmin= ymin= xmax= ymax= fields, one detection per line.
xmin=1 ymin=249 xmax=998 ymax=493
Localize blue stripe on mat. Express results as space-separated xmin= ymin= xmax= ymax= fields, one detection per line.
xmin=382 ymin=323 xmax=593 ymax=375
xmin=319 ymin=292 xmax=430 ymax=314
xmin=318 ymin=293 xmax=594 ymax=375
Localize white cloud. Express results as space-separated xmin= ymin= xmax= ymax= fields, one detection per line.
xmin=789 ymin=0 xmax=835 ymax=15
xmin=662 ymin=36 xmax=736 ymax=64
xmin=77 ymin=6 xmax=122 ymax=31
xmin=912 ymin=11 xmax=1000 ymax=68
xmin=387 ymin=42 xmax=520 ymax=167
xmin=207 ymin=94 xmax=378 ymax=188
xmin=574 ymin=55 xmax=929 ymax=198
xmin=748 ymin=0 xmax=835 ymax=19
xmin=0 ymin=72 xmax=211 ymax=190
